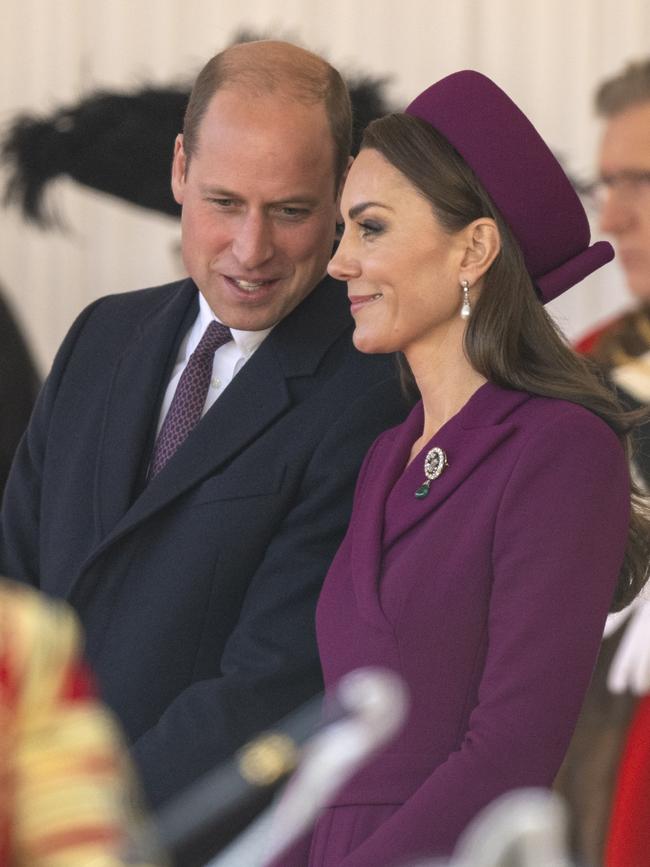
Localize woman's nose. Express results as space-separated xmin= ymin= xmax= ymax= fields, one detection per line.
xmin=328 ymin=237 xmax=361 ymax=281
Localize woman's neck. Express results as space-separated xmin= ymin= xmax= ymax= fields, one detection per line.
xmin=405 ymin=335 xmax=486 ymax=463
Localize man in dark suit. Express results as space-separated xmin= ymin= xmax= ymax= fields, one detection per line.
xmin=0 ymin=40 xmax=407 ymax=807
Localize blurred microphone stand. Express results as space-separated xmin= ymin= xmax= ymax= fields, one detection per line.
xmin=229 ymin=666 xmax=408 ymax=867
xmin=133 ymin=667 xmax=408 ymax=867
xmin=407 ymin=789 xmax=574 ymax=867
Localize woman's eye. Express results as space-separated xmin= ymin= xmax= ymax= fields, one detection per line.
xmin=360 ymin=221 xmax=383 ymax=238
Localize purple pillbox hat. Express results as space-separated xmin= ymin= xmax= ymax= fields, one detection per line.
xmin=406 ymin=70 xmax=614 ymax=303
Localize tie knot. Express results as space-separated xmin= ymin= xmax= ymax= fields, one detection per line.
xmin=195 ymin=320 xmax=232 ymax=357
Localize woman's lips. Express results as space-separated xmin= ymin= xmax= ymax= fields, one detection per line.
xmin=349 ymin=293 xmax=383 ymax=314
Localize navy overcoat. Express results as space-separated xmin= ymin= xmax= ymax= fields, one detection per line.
xmin=0 ymin=275 xmax=408 ymax=806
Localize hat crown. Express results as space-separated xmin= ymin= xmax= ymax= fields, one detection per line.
xmin=405 ymin=70 xmax=613 ymax=302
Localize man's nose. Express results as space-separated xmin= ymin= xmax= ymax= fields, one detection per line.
xmin=599 ymin=189 xmax=635 ymax=237
xmin=231 ymin=213 xmax=275 ymax=269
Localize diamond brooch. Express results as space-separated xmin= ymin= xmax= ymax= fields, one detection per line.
xmin=414 ymin=446 xmax=448 ymax=498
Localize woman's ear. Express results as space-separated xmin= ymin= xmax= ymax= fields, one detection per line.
xmin=459 ymin=218 xmax=501 ymax=285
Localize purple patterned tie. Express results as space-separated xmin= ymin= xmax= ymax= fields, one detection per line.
xmin=149 ymin=320 xmax=232 ymax=478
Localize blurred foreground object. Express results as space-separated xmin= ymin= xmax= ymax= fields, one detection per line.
xmin=140 ymin=668 xmax=407 ymax=867
xmin=259 ymin=667 xmax=408 ymax=867
xmin=216 ymin=787 xmax=572 ymax=867
xmin=446 ymin=789 xmax=572 ymax=867
xmin=405 ymin=789 xmax=572 ymax=867
xmin=0 ymin=578 xmax=164 ymax=866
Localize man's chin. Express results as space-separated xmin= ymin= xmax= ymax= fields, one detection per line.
xmin=217 ymin=301 xmax=298 ymax=333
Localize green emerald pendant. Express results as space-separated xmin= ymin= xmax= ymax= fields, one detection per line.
xmin=414 ymin=446 xmax=448 ymax=499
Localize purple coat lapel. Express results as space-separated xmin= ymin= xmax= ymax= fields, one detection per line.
xmin=349 ymin=383 xmax=530 ymax=628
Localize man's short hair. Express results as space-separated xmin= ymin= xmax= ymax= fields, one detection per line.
xmin=182 ymin=40 xmax=352 ymax=190
xmin=595 ymin=59 xmax=650 ymax=117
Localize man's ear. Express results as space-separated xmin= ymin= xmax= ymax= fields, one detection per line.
xmin=171 ymin=134 xmax=187 ymax=205
xmin=459 ymin=218 xmax=501 ymax=285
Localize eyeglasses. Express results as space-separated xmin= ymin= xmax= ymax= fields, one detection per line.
xmin=587 ymin=170 xmax=650 ymax=208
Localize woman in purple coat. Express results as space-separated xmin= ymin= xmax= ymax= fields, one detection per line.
xmin=276 ymin=72 xmax=650 ymax=867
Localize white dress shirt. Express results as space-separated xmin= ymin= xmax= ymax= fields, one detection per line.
xmin=154 ymin=292 xmax=272 ymax=437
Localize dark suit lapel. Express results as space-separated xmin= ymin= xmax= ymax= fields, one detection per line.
xmin=85 ymin=276 xmax=351 ymax=567
xmin=93 ymin=280 xmax=197 ymax=537
xmin=98 ymin=340 xmax=291 ymax=550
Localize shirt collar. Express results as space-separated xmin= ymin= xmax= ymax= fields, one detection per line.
xmin=197 ymin=291 xmax=272 ymax=359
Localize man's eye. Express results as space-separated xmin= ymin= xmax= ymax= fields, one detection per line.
xmin=209 ymin=198 xmax=236 ymax=208
xmin=276 ymin=206 xmax=310 ymax=219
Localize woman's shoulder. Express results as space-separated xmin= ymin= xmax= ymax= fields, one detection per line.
xmin=494 ymin=392 xmax=629 ymax=538
xmin=519 ymin=389 xmax=615 ymax=428
xmin=462 ymin=381 xmax=620 ymax=450
xmin=508 ymin=389 xmax=624 ymax=466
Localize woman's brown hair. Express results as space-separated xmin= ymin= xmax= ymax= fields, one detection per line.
xmin=362 ymin=112 xmax=650 ymax=610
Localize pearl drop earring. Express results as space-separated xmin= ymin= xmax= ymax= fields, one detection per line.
xmin=460 ymin=280 xmax=471 ymax=319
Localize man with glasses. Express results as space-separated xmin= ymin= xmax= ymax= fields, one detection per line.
xmin=579 ymin=60 xmax=650 ymax=479
xmin=596 ymin=66 xmax=650 ymax=311
xmin=566 ymin=59 xmax=650 ymax=867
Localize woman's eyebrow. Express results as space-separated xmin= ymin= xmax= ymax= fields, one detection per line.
xmin=348 ymin=201 xmax=392 ymax=219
